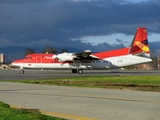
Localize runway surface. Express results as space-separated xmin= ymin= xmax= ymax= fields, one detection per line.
xmin=1 ymin=69 xmax=160 ymax=80
xmin=0 ymin=82 xmax=160 ymax=120
xmin=0 ymin=69 xmax=160 ymax=120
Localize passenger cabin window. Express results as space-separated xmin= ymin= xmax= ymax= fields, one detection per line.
xmin=103 ymin=61 xmax=108 ymax=63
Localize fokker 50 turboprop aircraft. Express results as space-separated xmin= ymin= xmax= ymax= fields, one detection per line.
xmin=12 ymin=27 xmax=152 ymax=74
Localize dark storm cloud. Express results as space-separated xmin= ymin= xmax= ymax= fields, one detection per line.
xmin=149 ymin=41 xmax=160 ymax=56
xmin=0 ymin=0 xmax=160 ymax=51
xmin=0 ymin=0 xmax=45 ymax=3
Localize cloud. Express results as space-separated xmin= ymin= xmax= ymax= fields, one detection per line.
xmin=116 ymin=39 xmax=123 ymax=43
xmin=0 ymin=38 xmax=16 ymax=47
xmin=0 ymin=0 xmax=160 ymax=53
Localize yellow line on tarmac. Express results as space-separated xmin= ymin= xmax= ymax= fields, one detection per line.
xmin=102 ymin=96 xmax=160 ymax=105
xmin=81 ymin=94 xmax=160 ymax=105
xmin=10 ymin=105 xmax=98 ymax=120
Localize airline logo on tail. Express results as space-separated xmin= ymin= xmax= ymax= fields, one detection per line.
xmin=135 ymin=40 xmax=149 ymax=52
xmin=129 ymin=27 xmax=150 ymax=55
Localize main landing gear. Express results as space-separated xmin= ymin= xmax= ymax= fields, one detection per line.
xmin=72 ymin=69 xmax=83 ymax=74
xmin=71 ymin=61 xmax=84 ymax=74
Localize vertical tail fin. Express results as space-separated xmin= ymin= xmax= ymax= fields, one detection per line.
xmin=129 ymin=27 xmax=150 ymax=56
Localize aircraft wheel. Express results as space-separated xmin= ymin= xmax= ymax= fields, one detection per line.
xmin=20 ymin=70 xmax=24 ymax=74
xmin=72 ymin=69 xmax=77 ymax=73
xmin=78 ymin=69 xmax=83 ymax=74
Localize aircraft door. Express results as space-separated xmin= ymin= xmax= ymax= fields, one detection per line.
xmin=36 ymin=56 xmax=42 ymax=68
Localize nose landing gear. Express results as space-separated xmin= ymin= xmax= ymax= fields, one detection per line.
xmin=20 ymin=69 xmax=24 ymax=74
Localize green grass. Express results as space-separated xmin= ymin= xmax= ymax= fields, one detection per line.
xmin=0 ymin=101 xmax=65 ymax=120
xmin=6 ymin=75 xmax=160 ymax=92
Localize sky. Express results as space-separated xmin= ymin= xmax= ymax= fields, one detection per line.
xmin=0 ymin=0 xmax=160 ymax=54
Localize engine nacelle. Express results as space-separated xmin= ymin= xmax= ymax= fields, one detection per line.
xmin=56 ymin=53 xmax=75 ymax=62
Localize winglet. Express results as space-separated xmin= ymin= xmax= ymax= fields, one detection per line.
xmin=129 ymin=27 xmax=150 ymax=56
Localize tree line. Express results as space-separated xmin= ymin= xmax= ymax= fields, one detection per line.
xmin=24 ymin=47 xmax=68 ymax=56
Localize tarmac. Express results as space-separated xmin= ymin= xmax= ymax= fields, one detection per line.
xmin=1 ymin=69 xmax=160 ymax=80
xmin=0 ymin=69 xmax=160 ymax=120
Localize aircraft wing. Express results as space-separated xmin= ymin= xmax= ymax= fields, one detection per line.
xmin=74 ymin=50 xmax=100 ymax=61
xmin=55 ymin=50 xmax=100 ymax=62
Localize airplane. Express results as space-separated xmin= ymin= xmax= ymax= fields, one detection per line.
xmin=12 ymin=27 xmax=152 ymax=74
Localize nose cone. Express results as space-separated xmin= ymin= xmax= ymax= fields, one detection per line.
xmin=11 ymin=59 xmax=23 ymax=67
xmin=11 ymin=60 xmax=18 ymax=66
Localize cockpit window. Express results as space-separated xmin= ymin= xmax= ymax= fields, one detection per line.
xmin=24 ymin=57 xmax=32 ymax=59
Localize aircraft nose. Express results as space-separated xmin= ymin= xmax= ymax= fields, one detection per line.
xmin=11 ymin=60 xmax=21 ymax=66
xmin=11 ymin=60 xmax=17 ymax=65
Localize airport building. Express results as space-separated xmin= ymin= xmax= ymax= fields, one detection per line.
xmin=0 ymin=53 xmax=5 ymax=63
